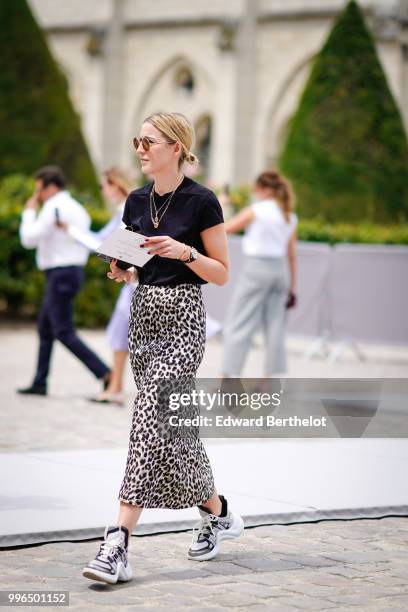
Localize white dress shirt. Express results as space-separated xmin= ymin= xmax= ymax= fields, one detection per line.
xmin=242 ymin=198 xmax=298 ymax=258
xmin=19 ymin=190 xmax=91 ymax=270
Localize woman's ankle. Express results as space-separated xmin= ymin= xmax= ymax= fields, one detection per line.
xmin=105 ymin=385 xmax=123 ymax=394
xmin=200 ymin=494 xmax=223 ymax=516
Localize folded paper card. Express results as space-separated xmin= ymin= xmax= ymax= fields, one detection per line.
xmin=96 ymin=228 xmax=153 ymax=268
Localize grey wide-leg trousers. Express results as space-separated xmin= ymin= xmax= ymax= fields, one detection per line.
xmin=222 ymin=255 xmax=289 ymax=376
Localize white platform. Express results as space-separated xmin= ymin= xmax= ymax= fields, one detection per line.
xmin=1 ymin=439 xmax=408 ymax=547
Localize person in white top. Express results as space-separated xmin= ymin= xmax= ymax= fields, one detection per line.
xmin=221 ymin=169 xmax=298 ymax=377
xmin=62 ymin=167 xmax=136 ymax=406
xmin=17 ymin=166 xmax=111 ymax=396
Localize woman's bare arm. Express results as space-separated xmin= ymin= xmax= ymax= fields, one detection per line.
xmin=224 ymin=207 xmax=255 ymax=234
xmin=287 ymin=232 xmax=297 ymax=292
xmin=185 ymin=223 xmax=229 ymax=286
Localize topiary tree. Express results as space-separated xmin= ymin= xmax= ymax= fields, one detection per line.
xmin=280 ymin=0 xmax=408 ymax=224
xmin=0 ymin=0 xmax=101 ymax=203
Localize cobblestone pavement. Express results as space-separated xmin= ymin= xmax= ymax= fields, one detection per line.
xmin=2 ymin=518 xmax=408 ymax=611
xmin=2 ymin=326 xmax=408 ymax=452
xmin=2 ymin=327 xmax=408 ymax=609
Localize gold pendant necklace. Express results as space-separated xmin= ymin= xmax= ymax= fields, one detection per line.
xmin=149 ymin=175 xmax=184 ymax=229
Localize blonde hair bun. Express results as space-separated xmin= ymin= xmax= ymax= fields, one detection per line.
xmin=186 ymin=151 xmax=198 ymax=165
xmin=143 ymin=112 xmax=199 ymax=169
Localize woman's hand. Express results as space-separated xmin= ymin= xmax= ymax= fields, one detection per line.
xmin=141 ymin=236 xmax=186 ymax=260
xmin=107 ymin=259 xmax=138 ymax=283
xmin=285 ymin=290 xmax=297 ymax=309
xmin=25 ymin=191 xmax=40 ymax=211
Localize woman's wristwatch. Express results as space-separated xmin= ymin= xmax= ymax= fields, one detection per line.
xmin=184 ymin=246 xmax=198 ymax=264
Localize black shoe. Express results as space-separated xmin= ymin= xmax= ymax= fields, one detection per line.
xmin=102 ymin=371 xmax=112 ymax=391
xmin=17 ymin=384 xmax=47 ymax=396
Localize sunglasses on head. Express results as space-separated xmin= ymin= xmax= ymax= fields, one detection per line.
xmin=133 ymin=136 xmax=174 ymax=152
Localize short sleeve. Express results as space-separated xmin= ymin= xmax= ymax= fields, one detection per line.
xmin=198 ymin=192 xmax=224 ymax=232
xmin=122 ymin=194 xmax=132 ymax=229
xmin=251 ymin=201 xmax=267 ymax=219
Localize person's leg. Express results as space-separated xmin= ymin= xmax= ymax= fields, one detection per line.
xmin=262 ymin=260 xmax=289 ymax=376
xmin=92 ymin=284 xmax=133 ymax=402
xmin=199 ymin=488 xmax=222 ymax=515
xmin=19 ymin=277 xmax=54 ymax=394
xmin=221 ymin=258 xmax=268 ymax=377
xmin=32 ymin=315 xmax=53 ymax=388
xmin=105 ymin=351 xmax=127 ymax=393
xmin=49 ymin=268 xmax=110 ymax=380
xmin=91 ymin=350 xmax=128 ymax=404
xmin=33 ymin=286 xmax=54 ymax=387
xmin=116 ymin=500 xmax=143 ymax=536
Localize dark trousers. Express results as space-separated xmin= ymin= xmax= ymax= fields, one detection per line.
xmin=33 ymin=266 xmax=109 ymax=387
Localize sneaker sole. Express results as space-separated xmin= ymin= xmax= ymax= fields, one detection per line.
xmin=82 ymin=562 xmax=133 ymax=584
xmin=188 ymin=513 xmax=244 ymax=561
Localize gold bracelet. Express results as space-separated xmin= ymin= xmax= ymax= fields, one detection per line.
xmin=177 ymin=243 xmax=187 ymax=261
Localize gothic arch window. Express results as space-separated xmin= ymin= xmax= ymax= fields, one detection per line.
xmin=195 ymin=115 xmax=212 ymax=177
xmin=263 ymin=55 xmax=314 ymax=169
xmin=174 ymin=66 xmax=195 ymax=93
xmin=266 ymin=117 xmax=291 ymax=167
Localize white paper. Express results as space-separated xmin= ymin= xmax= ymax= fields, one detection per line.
xmin=96 ymin=228 xmax=153 ymax=267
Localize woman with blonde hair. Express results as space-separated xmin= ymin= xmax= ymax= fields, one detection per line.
xmin=222 ymin=169 xmax=298 ymax=378
xmin=82 ymin=112 xmax=244 ymax=584
xmin=64 ymin=167 xmax=134 ymax=404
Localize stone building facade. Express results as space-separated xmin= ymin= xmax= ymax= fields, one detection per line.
xmin=30 ymin=0 xmax=408 ymax=185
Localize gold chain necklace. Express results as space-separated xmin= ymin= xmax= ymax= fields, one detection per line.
xmin=149 ymin=176 xmax=184 ymax=229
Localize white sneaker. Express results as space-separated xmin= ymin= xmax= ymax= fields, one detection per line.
xmin=82 ymin=526 xmax=133 ymax=584
xmin=188 ymin=495 xmax=244 ymax=561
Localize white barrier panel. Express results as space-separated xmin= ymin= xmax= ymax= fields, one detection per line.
xmin=203 ymin=238 xmax=331 ymax=337
xmin=329 ymin=244 xmax=408 ymax=345
xmin=202 ymin=235 xmax=244 ymax=323
xmin=203 ymin=238 xmax=408 ymax=345
xmin=286 ymin=242 xmax=332 ymax=337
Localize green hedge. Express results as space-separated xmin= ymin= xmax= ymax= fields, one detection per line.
xmin=1 ymin=175 xmax=119 ymax=327
xmin=1 ymin=174 xmax=407 ymax=328
xmin=0 ymin=0 xmax=101 ymax=203
xmin=296 ymin=219 xmax=408 ymax=245
xmin=227 ymin=183 xmax=408 ymax=243
xmin=280 ymin=0 xmax=408 ymax=224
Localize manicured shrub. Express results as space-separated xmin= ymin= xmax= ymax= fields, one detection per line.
xmin=2 ymin=174 xmax=406 ymax=328
xmin=0 ymin=0 xmax=101 ymax=203
xmin=280 ymin=0 xmax=408 ymax=224
xmin=0 ymin=175 xmax=119 ymax=327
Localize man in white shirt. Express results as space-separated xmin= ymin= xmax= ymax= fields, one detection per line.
xmin=18 ymin=166 xmax=111 ymax=396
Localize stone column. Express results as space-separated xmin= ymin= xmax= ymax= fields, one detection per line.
xmin=400 ymin=0 xmax=408 ymax=133
xmin=233 ymin=0 xmax=258 ymax=184
xmin=102 ymin=0 xmax=125 ymax=168
xmin=402 ymin=40 xmax=408 ymax=134
xmin=212 ymin=18 xmax=238 ymax=185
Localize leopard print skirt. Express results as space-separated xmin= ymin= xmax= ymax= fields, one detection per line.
xmin=118 ymin=283 xmax=215 ymax=508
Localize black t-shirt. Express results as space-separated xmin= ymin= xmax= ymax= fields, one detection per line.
xmin=122 ymin=176 xmax=224 ymax=285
